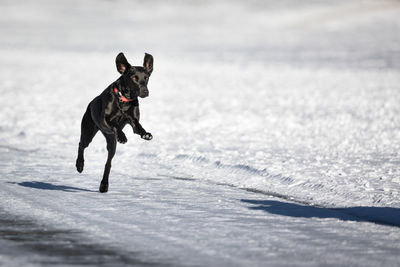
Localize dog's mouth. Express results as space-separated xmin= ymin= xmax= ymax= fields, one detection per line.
xmin=138 ymin=88 xmax=149 ymax=98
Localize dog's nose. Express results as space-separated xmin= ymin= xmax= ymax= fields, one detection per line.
xmin=140 ymin=88 xmax=149 ymax=97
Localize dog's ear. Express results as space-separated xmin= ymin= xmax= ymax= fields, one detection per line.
xmin=143 ymin=53 xmax=153 ymax=75
xmin=116 ymin=52 xmax=131 ymax=74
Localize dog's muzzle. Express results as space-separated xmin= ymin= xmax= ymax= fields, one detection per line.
xmin=139 ymin=87 xmax=149 ymax=98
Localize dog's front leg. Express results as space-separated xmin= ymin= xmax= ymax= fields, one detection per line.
xmin=130 ymin=118 xmax=152 ymax=141
xmin=129 ymin=106 xmax=152 ymax=140
xmin=114 ymin=122 xmax=128 ymax=144
xmin=132 ymin=118 xmax=152 ymax=140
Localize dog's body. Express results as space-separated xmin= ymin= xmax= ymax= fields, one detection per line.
xmin=76 ymin=53 xmax=154 ymax=192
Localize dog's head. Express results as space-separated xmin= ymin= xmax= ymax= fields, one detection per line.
xmin=116 ymin=52 xmax=153 ymax=98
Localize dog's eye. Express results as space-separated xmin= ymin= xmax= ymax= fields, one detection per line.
xmin=145 ymin=77 xmax=148 ymax=81
xmin=132 ymin=76 xmax=138 ymax=81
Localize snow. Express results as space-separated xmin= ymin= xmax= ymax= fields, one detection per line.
xmin=1 ymin=0 xmax=400 ymax=266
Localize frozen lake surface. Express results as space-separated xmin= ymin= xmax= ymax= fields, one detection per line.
xmin=1 ymin=0 xmax=400 ymax=266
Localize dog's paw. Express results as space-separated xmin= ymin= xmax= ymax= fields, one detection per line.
xmin=76 ymin=159 xmax=84 ymax=173
xmin=117 ymin=131 xmax=127 ymax=144
xmin=141 ymin=132 xmax=153 ymax=141
xmin=99 ymin=182 xmax=109 ymax=193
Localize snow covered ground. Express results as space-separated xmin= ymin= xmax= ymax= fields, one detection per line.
xmin=1 ymin=0 xmax=400 ymax=266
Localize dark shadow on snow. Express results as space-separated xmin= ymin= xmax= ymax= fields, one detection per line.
xmin=8 ymin=181 xmax=96 ymax=192
xmin=241 ymin=199 xmax=400 ymax=228
xmin=0 ymin=209 xmax=169 ymax=266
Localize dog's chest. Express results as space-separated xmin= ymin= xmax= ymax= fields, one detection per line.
xmin=107 ymin=101 xmax=134 ymax=123
xmin=118 ymin=102 xmax=131 ymax=113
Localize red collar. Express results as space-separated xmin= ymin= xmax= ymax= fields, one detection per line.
xmin=114 ymin=88 xmax=135 ymax=102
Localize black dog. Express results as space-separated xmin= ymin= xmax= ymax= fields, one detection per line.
xmin=76 ymin=52 xmax=154 ymax=193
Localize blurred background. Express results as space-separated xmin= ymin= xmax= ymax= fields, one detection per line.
xmin=1 ymin=0 xmax=399 ymax=66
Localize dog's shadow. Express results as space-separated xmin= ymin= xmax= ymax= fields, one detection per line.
xmin=8 ymin=181 xmax=96 ymax=192
xmin=241 ymin=199 xmax=400 ymax=228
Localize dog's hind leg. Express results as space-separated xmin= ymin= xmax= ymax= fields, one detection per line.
xmin=99 ymin=133 xmax=116 ymax=193
xmin=76 ymin=105 xmax=99 ymax=173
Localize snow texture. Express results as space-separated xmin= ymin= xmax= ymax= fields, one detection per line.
xmin=1 ymin=0 xmax=400 ymax=266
